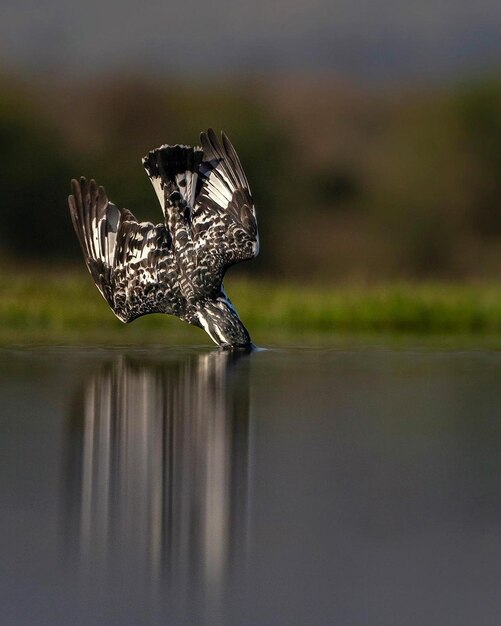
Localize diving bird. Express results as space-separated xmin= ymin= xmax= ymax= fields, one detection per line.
xmin=68 ymin=129 xmax=258 ymax=349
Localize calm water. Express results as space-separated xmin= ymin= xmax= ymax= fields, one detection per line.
xmin=1 ymin=344 xmax=501 ymax=625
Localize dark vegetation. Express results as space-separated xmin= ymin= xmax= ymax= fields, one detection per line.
xmin=0 ymin=73 xmax=500 ymax=281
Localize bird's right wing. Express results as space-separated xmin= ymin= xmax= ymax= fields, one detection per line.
xmin=191 ymin=129 xmax=259 ymax=281
xmin=69 ymin=177 xmax=178 ymax=323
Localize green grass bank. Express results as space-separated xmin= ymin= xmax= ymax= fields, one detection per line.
xmin=1 ymin=271 xmax=501 ymax=346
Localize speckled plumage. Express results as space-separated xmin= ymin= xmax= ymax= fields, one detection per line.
xmin=68 ymin=129 xmax=258 ymax=348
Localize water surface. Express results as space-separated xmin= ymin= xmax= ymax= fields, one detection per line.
xmin=1 ymin=345 xmax=501 ymax=625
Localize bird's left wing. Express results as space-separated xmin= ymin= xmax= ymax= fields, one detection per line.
xmin=191 ymin=129 xmax=259 ymax=281
xmin=69 ymin=177 xmax=178 ymax=323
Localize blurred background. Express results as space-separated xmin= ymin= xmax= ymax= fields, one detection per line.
xmin=0 ymin=0 xmax=500 ymax=281
xmin=3 ymin=7 xmax=501 ymax=624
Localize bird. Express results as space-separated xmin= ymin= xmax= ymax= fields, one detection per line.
xmin=68 ymin=128 xmax=259 ymax=349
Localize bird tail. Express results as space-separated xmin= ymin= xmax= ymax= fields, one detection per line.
xmin=142 ymin=144 xmax=204 ymax=214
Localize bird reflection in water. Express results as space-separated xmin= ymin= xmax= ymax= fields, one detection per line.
xmin=64 ymin=350 xmax=252 ymax=615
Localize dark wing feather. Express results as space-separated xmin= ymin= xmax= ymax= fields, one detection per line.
xmin=69 ymin=177 xmax=121 ymax=306
xmin=192 ymin=129 xmax=258 ymax=284
xmin=69 ymin=177 xmax=178 ymax=323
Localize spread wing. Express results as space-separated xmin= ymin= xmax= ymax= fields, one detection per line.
xmin=69 ymin=177 xmax=179 ymax=323
xmin=192 ymin=129 xmax=259 ymax=276
xmin=143 ymin=129 xmax=259 ymax=292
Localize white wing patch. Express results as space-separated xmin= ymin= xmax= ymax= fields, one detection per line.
xmin=150 ymin=176 xmax=164 ymax=209
xmin=205 ymin=175 xmax=233 ymax=207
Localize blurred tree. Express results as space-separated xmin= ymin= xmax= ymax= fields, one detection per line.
xmin=1 ymin=74 xmax=501 ymax=279
xmin=367 ymin=92 xmax=473 ymax=277
xmin=454 ymin=79 xmax=501 ymax=237
xmin=309 ymin=166 xmax=361 ymax=211
xmin=0 ymin=94 xmax=75 ymax=259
